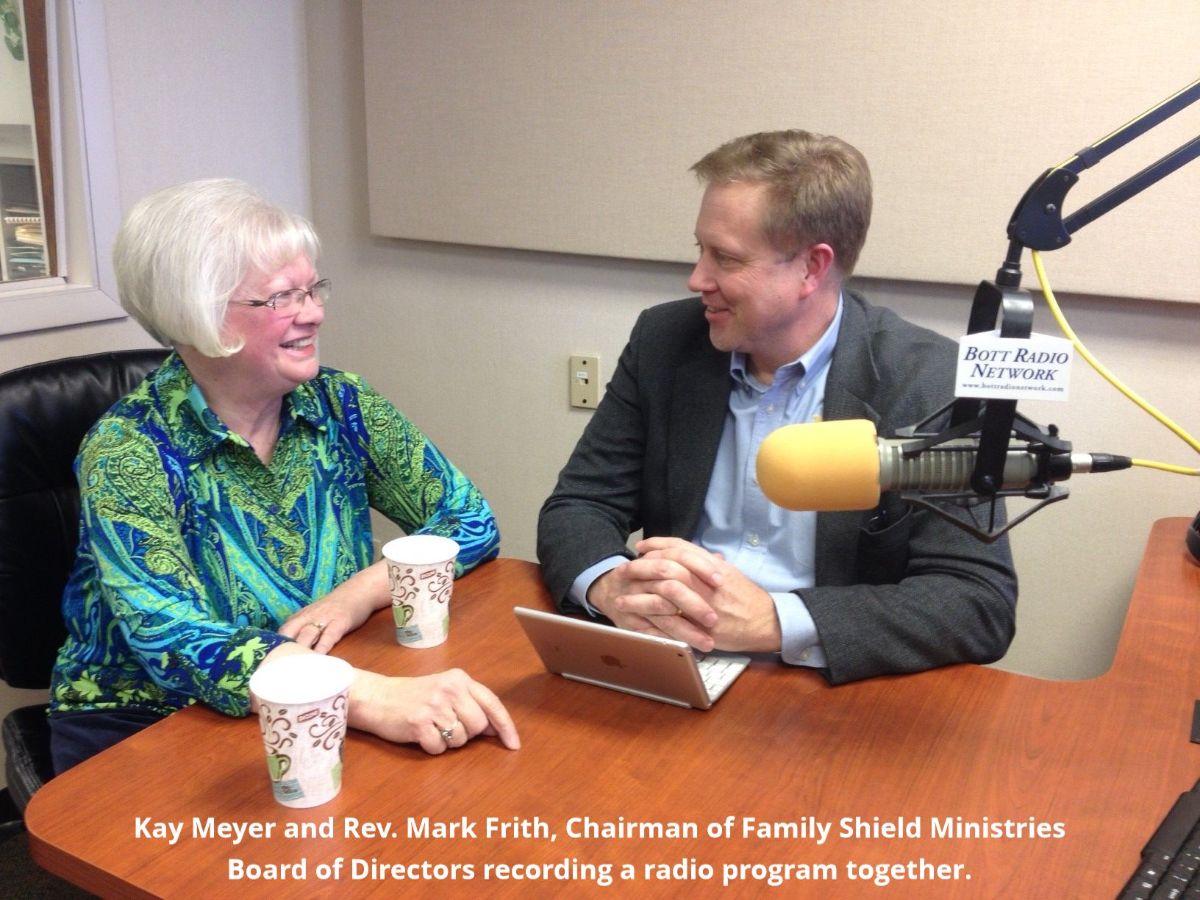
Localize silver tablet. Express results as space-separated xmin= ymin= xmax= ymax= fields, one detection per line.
xmin=514 ymin=606 xmax=749 ymax=709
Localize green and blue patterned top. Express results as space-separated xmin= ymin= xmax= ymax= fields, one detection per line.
xmin=49 ymin=354 xmax=499 ymax=718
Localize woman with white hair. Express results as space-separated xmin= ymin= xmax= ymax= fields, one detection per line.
xmin=48 ymin=178 xmax=518 ymax=772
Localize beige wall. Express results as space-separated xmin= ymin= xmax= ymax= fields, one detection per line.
xmin=358 ymin=1 xmax=1200 ymax=303
xmin=3 ymin=0 xmax=1199 ymax=790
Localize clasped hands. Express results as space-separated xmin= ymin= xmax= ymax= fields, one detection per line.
xmin=587 ymin=537 xmax=782 ymax=654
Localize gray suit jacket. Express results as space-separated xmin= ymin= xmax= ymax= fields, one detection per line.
xmin=537 ymin=292 xmax=1017 ymax=683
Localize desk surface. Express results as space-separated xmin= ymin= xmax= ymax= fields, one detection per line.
xmin=26 ymin=518 xmax=1200 ymax=898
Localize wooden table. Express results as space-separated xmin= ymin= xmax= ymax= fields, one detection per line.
xmin=26 ymin=518 xmax=1200 ymax=898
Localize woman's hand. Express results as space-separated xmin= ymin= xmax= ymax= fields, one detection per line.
xmin=350 ymin=668 xmax=520 ymax=754
xmin=279 ymin=559 xmax=392 ymax=652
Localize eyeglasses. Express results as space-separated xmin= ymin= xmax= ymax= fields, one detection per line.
xmin=232 ymin=278 xmax=331 ymax=314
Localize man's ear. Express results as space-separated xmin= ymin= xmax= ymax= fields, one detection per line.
xmin=802 ymin=243 xmax=836 ymax=285
xmin=793 ymin=242 xmax=837 ymax=297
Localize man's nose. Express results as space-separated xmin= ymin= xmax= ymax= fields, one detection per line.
xmin=687 ymin=257 xmax=713 ymax=293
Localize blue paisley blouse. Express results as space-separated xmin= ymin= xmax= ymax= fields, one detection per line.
xmin=50 ymin=354 xmax=499 ymax=718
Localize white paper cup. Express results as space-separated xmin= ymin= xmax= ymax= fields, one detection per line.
xmin=249 ymin=654 xmax=353 ymax=808
xmin=382 ymin=535 xmax=459 ymax=648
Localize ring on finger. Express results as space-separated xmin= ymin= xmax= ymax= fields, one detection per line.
xmin=306 ymin=621 xmax=327 ymax=632
xmin=439 ymin=719 xmax=460 ymax=743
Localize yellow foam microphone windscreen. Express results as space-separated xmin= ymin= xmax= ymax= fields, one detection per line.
xmin=756 ymin=419 xmax=882 ymax=511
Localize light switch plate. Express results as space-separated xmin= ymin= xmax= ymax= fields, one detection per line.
xmin=569 ymin=354 xmax=600 ymax=409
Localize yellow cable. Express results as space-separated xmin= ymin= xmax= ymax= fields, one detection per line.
xmin=1131 ymin=458 xmax=1200 ymax=475
xmin=1030 ymin=249 xmax=1200 ymax=476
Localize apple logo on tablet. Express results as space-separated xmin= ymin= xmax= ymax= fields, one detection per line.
xmin=600 ymin=654 xmax=625 ymax=669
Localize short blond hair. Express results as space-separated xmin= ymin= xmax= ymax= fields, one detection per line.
xmin=113 ymin=178 xmax=320 ymax=357
xmin=691 ymin=130 xmax=872 ymax=275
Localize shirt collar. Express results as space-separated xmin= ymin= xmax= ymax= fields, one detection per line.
xmin=157 ymin=354 xmax=326 ymax=456
xmin=286 ymin=379 xmax=326 ymax=429
xmin=729 ymin=293 xmax=845 ymax=392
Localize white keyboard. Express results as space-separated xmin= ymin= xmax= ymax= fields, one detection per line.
xmin=696 ymin=652 xmax=750 ymax=699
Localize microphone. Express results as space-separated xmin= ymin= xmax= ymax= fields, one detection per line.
xmin=755 ymin=419 xmax=1131 ymax=512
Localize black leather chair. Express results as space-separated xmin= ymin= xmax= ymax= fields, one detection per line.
xmin=0 ymin=348 xmax=167 ymax=832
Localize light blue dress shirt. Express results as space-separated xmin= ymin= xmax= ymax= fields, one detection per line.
xmin=571 ymin=297 xmax=844 ymax=668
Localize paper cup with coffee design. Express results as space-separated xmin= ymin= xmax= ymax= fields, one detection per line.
xmin=249 ymin=654 xmax=352 ymax=808
xmin=382 ymin=535 xmax=459 ymax=648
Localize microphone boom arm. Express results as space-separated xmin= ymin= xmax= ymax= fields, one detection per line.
xmin=1007 ymin=76 xmax=1200 ymax=251
xmin=886 ymin=75 xmax=1200 ymax=540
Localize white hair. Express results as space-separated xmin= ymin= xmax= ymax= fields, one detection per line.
xmin=112 ymin=178 xmax=320 ymax=357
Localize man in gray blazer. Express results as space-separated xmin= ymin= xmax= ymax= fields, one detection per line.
xmin=537 ymin=130 xmax=1017 ymax=685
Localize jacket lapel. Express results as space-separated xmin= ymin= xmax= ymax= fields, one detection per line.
xmin=822 ymin=291 xmax=880 ymax=424
xmin=666 ymin=345 xmax=730 ymax=537
xmin=817 ymin=292 xmax=881 ymax=578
